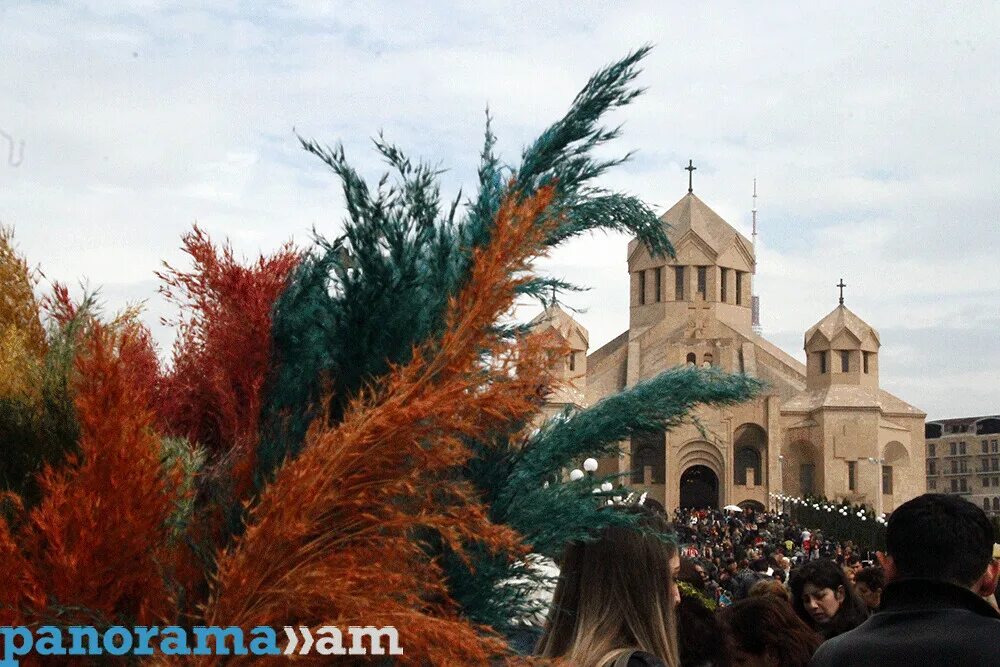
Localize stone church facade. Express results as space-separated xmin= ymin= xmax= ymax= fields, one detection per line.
xmin=535 ymin=188 xmax=926 ymax=514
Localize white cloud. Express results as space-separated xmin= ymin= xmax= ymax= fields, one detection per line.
xmin=2 ymin=2 xmax=998 ymax=418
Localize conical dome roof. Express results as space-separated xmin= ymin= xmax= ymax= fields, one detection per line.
xmin=657 ymin=192 xmax=754 ymax=256
xmin=804 ymin=305 xmax=880 ymax=349
xmin=528 ymin=302 xmax=589 ymax=348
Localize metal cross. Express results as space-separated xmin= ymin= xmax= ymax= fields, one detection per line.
xmin=685 ymin=159 xmax=696 ymax=193
xmin=837 ymin=278 xmax=846 ymax=306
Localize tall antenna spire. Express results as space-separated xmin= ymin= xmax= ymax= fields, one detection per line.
xmin=751 ymin=177 xmax=762 ymax=335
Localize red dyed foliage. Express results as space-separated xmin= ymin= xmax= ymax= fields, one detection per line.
xmin=41 ymin=282 xmax=78 ymax=327
xmin=156 ymin=226 xmax=299 ymax=498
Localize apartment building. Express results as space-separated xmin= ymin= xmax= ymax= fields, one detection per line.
xmin=925 ymin=416 xmax=1000 ymax=516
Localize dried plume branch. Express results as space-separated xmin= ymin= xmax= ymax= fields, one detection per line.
xmin=156 ymin=226 xmax=299 ymax=500
xmin=204 ymin=186 xmax=559 ymax=664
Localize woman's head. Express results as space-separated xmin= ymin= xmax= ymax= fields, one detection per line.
xmin=678 ymin=557 xmax=707 ymax=591
xmin=536 ymin=506 xmax=680 ymax=666
xmin=789 ymin=559 xmax=868 ymax=637
xmin=748 ymin=577 xmax=791 ymax=602
xmin=720 ymin=595 xmax=822 ymax=667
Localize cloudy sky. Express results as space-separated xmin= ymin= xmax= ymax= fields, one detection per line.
xmin=2 ymin=2 xmax=998 ymax=420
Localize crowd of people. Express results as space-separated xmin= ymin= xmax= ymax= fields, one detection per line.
xmin=532 ymin=493 xmax=1000 ymax=667
xmin=670 ymin=505 xmax=878 ymax=613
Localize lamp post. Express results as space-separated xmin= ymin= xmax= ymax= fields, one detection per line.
xmin=867 ymin=456 xmax=886 ymax=517
xmin=778 ymin=455 xmax=785 ymax=513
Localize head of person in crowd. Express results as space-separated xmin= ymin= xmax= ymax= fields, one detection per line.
xmin=853 ymin=566 xmax=885 ymax=612
xmin=693 ymin=561 xmax=710 ymax=589
xmin=841 ymin=564 xmax=856 ymax=584
xmin=536 ymin=505 xmax=680 ymax=667
xmin=749 ymin=577 xmax=791 ymax=602
xmin=789 ymin=558 xmax=868 ymax=639
xmin=750 ymin=558 xmax=770 ymax=575
xmin=678 ymin=557 xmax=706 ymax=592
xmin=676 ymin=591 xmax=730 ymax=667
xmin=720 ymin=595 xmax=822 ymax=667
xmin=879 ymin=493 xmax=1000 ymax=597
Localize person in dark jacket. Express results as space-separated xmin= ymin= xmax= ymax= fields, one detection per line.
xmin=810 ymin=493 xmax=1000 ymax=667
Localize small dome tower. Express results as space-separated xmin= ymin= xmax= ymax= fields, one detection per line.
xmin=529 ymin=302 xmax=589 ymax=414
xmin=804 ymin=283 xmax=880 ymax=391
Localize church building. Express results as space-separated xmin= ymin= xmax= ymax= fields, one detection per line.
xmin=535 ymin=175 xmax=926 ymax=514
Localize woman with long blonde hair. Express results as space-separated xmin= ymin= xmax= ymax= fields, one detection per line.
xmin=536 ymin=505 xmax=681 ymax=667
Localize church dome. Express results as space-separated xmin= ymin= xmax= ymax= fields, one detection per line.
xmin=529 ymin=302 xmax=590 ymax=349
xmin=656 ymin=192 xmax=754 ymax=258
xmin=804 ymin=304 xmax=880 ymax=351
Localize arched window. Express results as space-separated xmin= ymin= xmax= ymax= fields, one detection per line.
xmin=993 ymin=497 xmax=1000 ymax=511
xmin=686 ymin=352 xmax=697 ymax=366
xmin=631 ymin=430 xmax=665 ymax=484
xmin=734 ymin=424 xmax=767 ymax=487
xmin=702 ymin=353 xmax=713 ymax=368
xmin=985 ymin=498 xmax=992 ymax=511
xmin=734 ymin=447 xmax=762 ymax=486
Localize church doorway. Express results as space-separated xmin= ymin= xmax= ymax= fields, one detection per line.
xmin=680 ymin=465 xmax=719 ymax=509
xmin=738 ymin=499 xmax=766 ymax=513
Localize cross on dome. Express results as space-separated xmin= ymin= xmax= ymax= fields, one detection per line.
xmin=685 ymin=159 xmax=696 ymax=193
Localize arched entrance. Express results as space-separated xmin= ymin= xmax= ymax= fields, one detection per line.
xmin=738 ymin=499 xmax=766 ymax=513
xmin=680 ymin=465 xmax=719 ymax=509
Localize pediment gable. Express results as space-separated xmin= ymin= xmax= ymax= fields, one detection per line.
xmin=716 ymin=242 xmax=754 ymax=272
xmin=673 ymin=230 xmax=718 ymax=264
xmin=830 ymin=329 xmax=863 ymax=349
xmin=805 ymin=329 xmax=830 ymax=350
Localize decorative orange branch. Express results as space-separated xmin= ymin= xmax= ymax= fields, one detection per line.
xmin=204 ymin=187 xmax=559 ymax=664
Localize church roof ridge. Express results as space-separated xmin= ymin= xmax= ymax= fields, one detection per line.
xmin=586 ymin=329 xmax=629 ymax=365
xmin=779 ymin=385 xmax=925 ymax=417
xmin=750 ymin=332 xmax=807 ymax=377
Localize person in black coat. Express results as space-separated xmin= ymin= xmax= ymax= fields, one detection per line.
xmin=810 ymin=493 xmax=1000 ymax=667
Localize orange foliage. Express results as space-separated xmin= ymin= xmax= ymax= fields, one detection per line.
xmin=203 ymin=188 xmax=560 ymax=664
xmin=0 ymin=319 xmax=179 ymax=626
xmin=156 ymin=226 xmax=299 ymax=499
xmin=0 ymin=226 xmax=47 ymax=398
xmin=0 ymin=227 xmax=46 ymax=352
